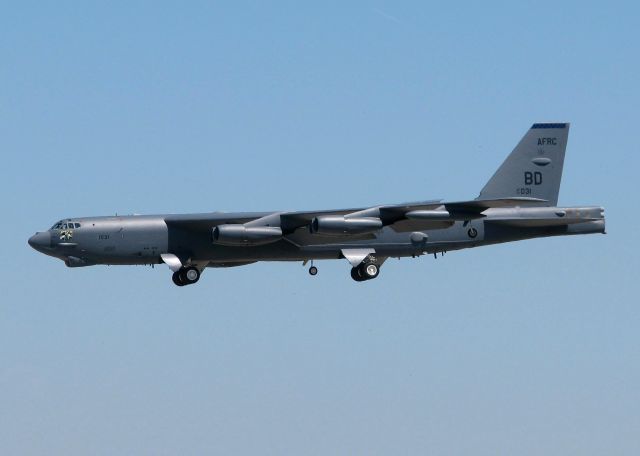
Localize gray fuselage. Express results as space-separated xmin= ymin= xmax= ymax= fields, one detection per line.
xmin=28 ymin=206 xmax=605 ymax=269
xmin=26 ymin=123 xmax=606 ymax=284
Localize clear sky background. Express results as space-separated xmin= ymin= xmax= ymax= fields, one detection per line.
xmin=1 ymin=1 xmax=639 ymax=455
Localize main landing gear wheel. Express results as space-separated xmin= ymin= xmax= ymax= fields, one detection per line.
xmin=172 ymin=267 xmax=200 ymax=286
xmin=309 ymin=266 xmax=318 ymax=276
xmin=182 ymin=266 xmax=200 ymax=284
xmin=351 ymin=262 xmax=380 ymax=282
xmin=361 ymin=262 xmax=379 ymax=279
xmin=172 ymin=271 xmax=185 ymax=286
xmin=351 ymin=267 xmax=364 ymax=282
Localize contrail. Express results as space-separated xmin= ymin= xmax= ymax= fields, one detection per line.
xmin=372 ymin=8 xmax=403 ymax=25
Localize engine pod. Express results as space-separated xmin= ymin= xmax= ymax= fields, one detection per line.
xmin=212 ymin=225 xmax=283 ymax=246
xmin=310 ymin=216 xmax=382 ymax=235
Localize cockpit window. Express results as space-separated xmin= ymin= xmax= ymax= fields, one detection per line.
xmin=50 ymin=221 xmax=80 ymax=230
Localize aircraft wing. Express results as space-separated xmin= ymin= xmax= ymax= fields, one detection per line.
xmin=278 ymin=207 xmax=371 ymax=231
xmin=278 ymin=200 xmax=443 ymax=232
xmin=280 ymin=198 xmax=545 ymax=234
xmin=385 ymin=197 xmax=548 ymax=232
xmin=165 ymin=208 xmax=372 ymax=230
xmin=444 ymin=197 xmax=548 ymax=211
xmin=164 ymin=197 xmax=548 ymax=235
xmin=164 ymin=211 xmax=271 ymax=229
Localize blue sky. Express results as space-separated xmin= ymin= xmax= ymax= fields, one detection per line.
xmin=1 ymin=1 xmax=639 ymax=454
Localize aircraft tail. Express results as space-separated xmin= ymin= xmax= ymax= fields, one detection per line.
xmin=478 ymin=123 xmax=569 ymax=206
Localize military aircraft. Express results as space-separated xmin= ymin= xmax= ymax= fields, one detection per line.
xmin=29 ymin=123 xmax=605 ymax=286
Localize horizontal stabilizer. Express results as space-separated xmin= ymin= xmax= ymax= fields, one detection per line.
xmin=485 ymin=206 xmax=604 ymax=228
xmin=486 ymin=217 xmax=598 ymax=228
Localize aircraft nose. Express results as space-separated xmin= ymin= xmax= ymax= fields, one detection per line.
xmin=28 ymin=231 xmax=51 ymax=251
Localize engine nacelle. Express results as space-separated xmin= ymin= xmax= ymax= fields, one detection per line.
xmin=310 ymin=216 xmax=382 ymax=235
xmin=212 ymin=225 xmax=283 ymax=246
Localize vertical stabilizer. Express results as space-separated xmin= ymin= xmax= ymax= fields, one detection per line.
xmin=478 ymin=123 xmax=569 ymax=206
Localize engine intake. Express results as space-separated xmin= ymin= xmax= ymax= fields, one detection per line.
xmin=212 ymin=225 xmax=283 ymax=246
xmin=310 ymin=216 xmax=382 ymax=236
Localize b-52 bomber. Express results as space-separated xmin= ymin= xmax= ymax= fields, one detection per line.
xmin=29 ymin=123 xmax=605 ymax=286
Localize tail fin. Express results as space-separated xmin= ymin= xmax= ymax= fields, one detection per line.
xmin=478 ymin=123 xmax=569 ymax=206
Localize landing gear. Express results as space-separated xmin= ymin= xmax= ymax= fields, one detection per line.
xmin=172 ymin=266 xmax=201 ymax=286
xmin=362 ymin=262 xmax=379 ymax=279
xmin=182 ymin=266 xmax=200 ymax=284
xmin=306 ymin=259 xmax=318 ymax=276
xmin=351 ymin=261 xmax=380 ymax=282
xmin=172 ymin=271 xmax=184 ymax=286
